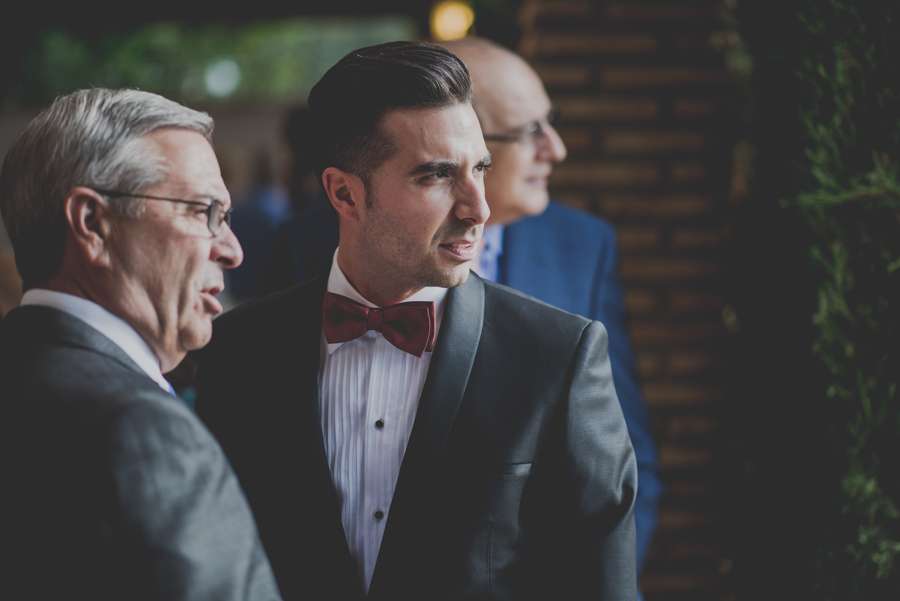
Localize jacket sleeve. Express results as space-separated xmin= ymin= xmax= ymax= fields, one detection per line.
xmin=591 ymin=232 xmax=663 ymax=572
xmin=558 ymin=319 xmax=639 ymax=600
xmin=102 ymin=395 xmax=282 ymax=601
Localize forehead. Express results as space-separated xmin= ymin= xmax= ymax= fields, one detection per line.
xmin=475 ymin=57 xmax=551 ymax=129
xmin=141 ymin=128 xmax=228 ymax=199
xmin=376 ymin=104 xmax=488 ymax=173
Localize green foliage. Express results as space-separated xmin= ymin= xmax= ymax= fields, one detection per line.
xmin=778 ymin=0 xmax=900 ymax=597
xmin=11 ymin=17 xmax=418 ymax=105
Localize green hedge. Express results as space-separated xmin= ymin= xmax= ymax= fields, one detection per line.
xmin=744 ymin=1 xmax=900 ymax=597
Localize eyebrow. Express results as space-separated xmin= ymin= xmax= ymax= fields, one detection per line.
xmin=408 ymin=160 xmax=459 ymax=177
xmin=408 ymin=154 xmax=492 ymax=177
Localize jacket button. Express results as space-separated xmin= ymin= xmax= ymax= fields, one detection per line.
xmin=374 ymin=510 xmax=384 ymax=520
xmin=374 ymin=419 xmax=385 ymax=429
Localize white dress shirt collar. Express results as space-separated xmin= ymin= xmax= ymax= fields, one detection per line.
xmin=325 ymin=248 xmax=448 ymax=355
xmin=20 ymin=288 xmax=171 ymax=392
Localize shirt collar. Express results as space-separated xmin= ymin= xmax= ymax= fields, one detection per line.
xmin=324 ymin=248 xmax=448 ymax=355
xmin=20 ymin=288 xmax=171 ymax=392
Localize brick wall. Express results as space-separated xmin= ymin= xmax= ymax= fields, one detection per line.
xmin=518 ymin=2 xmax=737 ymax=599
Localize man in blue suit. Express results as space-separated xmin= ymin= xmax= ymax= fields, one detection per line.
xmin=264 ymin=38 xmax=662 ymax=576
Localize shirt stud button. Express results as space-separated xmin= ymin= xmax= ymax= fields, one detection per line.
xmin=374 ymin=419 xmax=385 ymax=429
xmin=374 ymin=510 xmax=384 ymax=520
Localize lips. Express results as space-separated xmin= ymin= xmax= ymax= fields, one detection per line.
xmin=439 ymin=239 xmax=479 ymax=261
xmin=199 ymin=283 xmax=224 ymax=315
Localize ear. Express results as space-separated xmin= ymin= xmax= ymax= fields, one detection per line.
xmin=63 ymin=187 xmax=114 ymax=268
xmin=322 ymin=167 xmax=366 ymax=222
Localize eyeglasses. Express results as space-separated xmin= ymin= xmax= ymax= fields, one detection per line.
xmin=91 ymin=188 xmax=233 ymax=236
xmin=482 ymin=108 xmax=561 ymax=145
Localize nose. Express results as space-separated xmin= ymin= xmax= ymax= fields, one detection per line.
xmin=212 ymin=223 xmax=244 ymax=269
xmin=454 ymin=174 xmax=491 ymax=226
xmin=537 ymin=123 xmax=567 ymax=163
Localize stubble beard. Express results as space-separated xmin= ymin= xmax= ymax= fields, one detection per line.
xmin=356 ymin=196 xmax=479 ymax=296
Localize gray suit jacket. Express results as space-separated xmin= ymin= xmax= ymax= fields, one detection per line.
xmin=0 ymin=305 xmax=281 ymax=601
xmin=197 ymin=272 xmax=638 ymax=600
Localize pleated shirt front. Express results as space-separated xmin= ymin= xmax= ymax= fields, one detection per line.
xmin=318 ymin=250 xmax=447 ymax=593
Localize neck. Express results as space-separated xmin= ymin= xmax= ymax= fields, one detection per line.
xmin=336 ymin=251 xmax=422 ymax=307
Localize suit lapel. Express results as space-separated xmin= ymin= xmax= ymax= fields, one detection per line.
xmin=502 ymin=218 xmax=569 ymax=309
xmin=502 ymin=218 xmax=549 ymax=293
xmin=367 ymin=275 xmax=485 ymax=598
xmin=5 ymin=305 xmax=154 ymax=381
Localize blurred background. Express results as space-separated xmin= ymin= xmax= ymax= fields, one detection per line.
xmin=1 ymin=1 xmax=898 ymax=599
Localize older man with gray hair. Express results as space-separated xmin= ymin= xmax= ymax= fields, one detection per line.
xmin=0 ymin=89 xmax=281 ymax=600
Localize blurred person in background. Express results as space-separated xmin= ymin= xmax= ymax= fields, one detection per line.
xmin=0 ymin=89 xmax=281 ymax=601
xmin=264 ymin=36 xmax=662 ymax=582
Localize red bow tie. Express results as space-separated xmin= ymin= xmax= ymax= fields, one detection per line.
xmin=322 ymin=292 xmax=437 ymax=357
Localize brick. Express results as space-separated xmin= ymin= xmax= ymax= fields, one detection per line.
xmin=519 ymin=0 xmax=593 ymax=28
xmin=602 ymin=130 xmax=711 ymax=155
xmin=666 ymin=542 xmax=721 ymax=560
xmin=673 ymin=36 xmax=713 ymax=51
xmin=620 ymin=257 xmax=722 ymax=282
xmin=668 ymin=291 xmax=727 ymax=314
xmin=616 ymin=225 xmax=661 ymax=250
xmin=671 ymin=226 xmax=731 ymax=249
xmin=673 ymin=98 xmax=719 ymax=118
xmin=555 ymin=128 xmax=592 ymax=153
xmin=636 ymin=352 xmax=663 ymax=377
xmin=630 ymin=321 xmax=724 ymax=344
xmin=641 ymin=572 xmax=719 ymax=593
xmin=660 ymin=444 xmax=714 ymax=468
xmin=663 ymin=414 xmax=720 ymax=437
xmin=551 ymin=161 xmax=660 ymax=187
xmin=641 ymin=383 xmax=725 ymax=407
xmin=605 ymin=3 xmax=715 ymax=23
xmin=532 ymin=32 xmax=658 ymax=57
xmin=657 ymin=507 xmax=716 ymax=531
xmin=533 ymin=63 xmax=592 ymax=88
xmin=551 ymin=192 xmax=591 ymax=211
xmin=600 ymin=66 xmax=729 ymax=90
xmin=554 ymin=96 xmax=659 ymax=122
xmin=624 ymin=289 xmax=658 ymax=314
xmin=596 ymin=194 xmax=717 ymax=217
xmin=667 ymin=351 xmax=724 ymax=376
xmin=670 ymin=161 xmax=708 ymax=184
xmin=664 ymin=481 xmax=714 ymax=498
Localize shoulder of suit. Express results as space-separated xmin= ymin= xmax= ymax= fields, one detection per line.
xmin=481 ymin=278 xmax=592 ymax=326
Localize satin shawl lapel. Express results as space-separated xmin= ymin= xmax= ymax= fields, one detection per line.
xmin=367 ymin=274 xmax=485 ymax=598
xmin=4 ymin=305 xmax=152 ymax=380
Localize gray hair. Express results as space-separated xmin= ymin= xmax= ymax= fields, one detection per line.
xmin=0 ymin=88 xmax=214 ymax=289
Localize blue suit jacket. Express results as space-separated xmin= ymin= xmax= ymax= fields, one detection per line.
xmin=264 ymin=199 xmax=661 ymax=571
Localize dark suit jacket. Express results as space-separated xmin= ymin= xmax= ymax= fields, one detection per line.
xmin=196 ymin=271 xmax=638 ymax=601
xmin=0 ymin=305 xmax=281 ymax=601
xmin=264 ymin=200 xmax=661 ymax=569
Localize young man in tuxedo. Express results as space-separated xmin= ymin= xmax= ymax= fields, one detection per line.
xmin=197 ymin=41 xmax=637 ymax=601
xmin=266 ymin=37 xmax=662 ymax=577
xmin=0 ymin=89 xmax=280 ymax=600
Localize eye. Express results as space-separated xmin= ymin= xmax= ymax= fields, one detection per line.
xmin=423 ymin=170 xmax=449 ymax=182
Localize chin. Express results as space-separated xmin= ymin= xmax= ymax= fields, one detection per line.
xmin=425 ymin=264 xmax=471 ymax=289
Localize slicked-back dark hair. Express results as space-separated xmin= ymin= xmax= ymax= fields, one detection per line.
xmin=307 ymin=41 xmax=473 ymax=187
